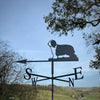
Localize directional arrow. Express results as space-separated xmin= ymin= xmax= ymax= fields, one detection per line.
xmin=16 ymin=58 xmax=79 ymax=64
xmin=16 ymin=59 xmax=50 ymax=64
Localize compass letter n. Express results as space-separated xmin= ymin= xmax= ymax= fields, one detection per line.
xmin=69 ymin=78 xmax=74 ymax=87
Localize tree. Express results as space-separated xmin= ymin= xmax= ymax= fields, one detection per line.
xmin=44 ymin=0 xmax=100 ymax=69
xmin=44 ymin=0 xmax=100 ymax=36
xmin=0 ymin=40 xmax=23 ymax=84
xmin=83 ymin=33 xmax=100 ymax=69
xmin=0 ymin=41 xmax=37 ymax=100
xmin=0 ymin=40 xmax=24 ymax=99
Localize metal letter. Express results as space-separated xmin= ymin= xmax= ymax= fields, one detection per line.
xmin=24 ymin=68 xmax=32 ymax=80
xmin=31 ymin=77 xmax=38 ymax=86
xmin=69 ymin=78 xmax=74 ymax=87
xmin=74 ymin=67 xmax=84 ymax=80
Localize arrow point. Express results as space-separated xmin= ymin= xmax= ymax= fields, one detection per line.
xmin=16 ymin=59 xmax=27 ymax=64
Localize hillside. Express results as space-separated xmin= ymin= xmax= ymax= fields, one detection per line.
xmin=36 ymin=85 xmax=100 ymax=100
xmin=0 ymin=84 xmax=100 ymax=100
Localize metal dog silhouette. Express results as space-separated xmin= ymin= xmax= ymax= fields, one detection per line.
xmin=48 ymin=40 xmax=78 ymax=60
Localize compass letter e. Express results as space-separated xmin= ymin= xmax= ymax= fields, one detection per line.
xmin=74 ymin=67 xmax=84 ymax=80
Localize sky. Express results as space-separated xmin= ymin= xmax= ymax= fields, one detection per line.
xmin=0 ymin=0 xmax=100 ymax=87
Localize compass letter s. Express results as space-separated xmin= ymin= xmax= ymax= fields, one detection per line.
xmin=24 ymin=68 xmax=32 ymax=80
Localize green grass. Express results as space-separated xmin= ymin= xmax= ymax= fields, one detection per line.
xmin=36 ymin=86 xmax=100 ymax=100
xmin=36 ymin=90 xmax=75 ymax=100
xmin=0 ymin=84 xmax=100 ymax=100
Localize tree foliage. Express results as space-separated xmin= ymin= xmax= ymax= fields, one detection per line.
xmin=44 ymin=0 xmax=100 ymax=36
xmin=0 ymin=41 xmax=23 ymax=84
xmin=83 ymin=33 xmax=100 ymax=69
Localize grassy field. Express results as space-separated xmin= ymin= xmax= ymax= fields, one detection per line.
xmin=0 ymin=84 xmax=100 ymax=100
xmin=36 ymin=85 xmax=100 ymax=100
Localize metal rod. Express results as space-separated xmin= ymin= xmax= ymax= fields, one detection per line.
xmin=37 ymin=78 xmax=69 ymax=83
xmin=37 ymin=78 xmax=51 ymax=82
xmin=54 ymin=78 xmax=69 ymax=83
xmin=31 ymin=73 xmax=51 ymax=79
xmin=54 ymin=72 xmax=80 ymax=79
xmin=51 ymin=60 xmax=54 ymax=100
xmin=27 ymin=60 xmax=50 ymax=62
xmin=28 ymin=59 xmax=78 ymax=62
xmin=16 ymin=58 xmax=78 ymax=64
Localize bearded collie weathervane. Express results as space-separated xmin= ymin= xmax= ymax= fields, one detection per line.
xmin=48 ymin=40 xmax=78 ymax=61
xmin=16 ymin=40 xmax=83 ymax=100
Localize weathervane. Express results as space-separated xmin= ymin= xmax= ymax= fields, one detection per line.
xmin=48 ymin=40 xmax=78 ymax=61
xmin=16 ymin=40 xmax=84 ymax=100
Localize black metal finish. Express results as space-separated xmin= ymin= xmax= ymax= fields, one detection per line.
xmin=16 ymin=40 xmax=84 ymax=100
xmin=16 ymin=58 xmax=79 ymax=64
xmin=48 ymin=40 xmax=79 ymax=60
xmin=17 ymin=59 xmax=83 ymax=100
xmin=51 ymin=61 xmax=54 ymax=100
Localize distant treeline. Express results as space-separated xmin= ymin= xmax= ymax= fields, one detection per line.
xmin=0 ymin=84 xmax=100 ymax=100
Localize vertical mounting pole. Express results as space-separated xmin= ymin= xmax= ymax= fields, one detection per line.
xmin=51 ymin=60 xmax=54 ymax=100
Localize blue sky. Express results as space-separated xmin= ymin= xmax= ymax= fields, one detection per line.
xmin=0 ymin=0 xmax=100 ymax=87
